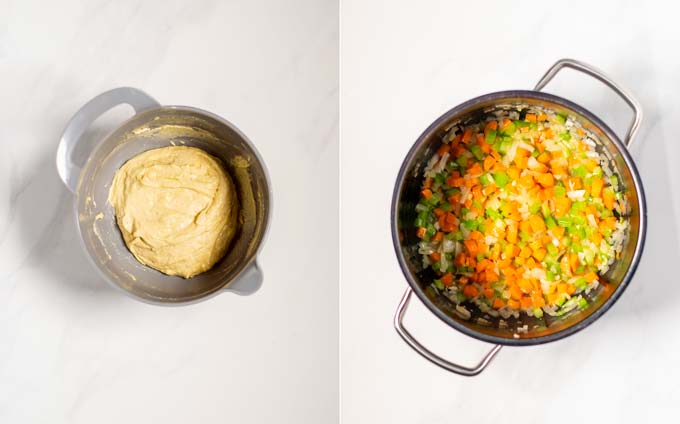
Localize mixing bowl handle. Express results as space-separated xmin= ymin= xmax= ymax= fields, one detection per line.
xmin=394 ymin=288 xmax=502 ymax=376
xmin=534 ymin=58 xmax=642 ymax=147
xmin=56 ymin=87 xmax=160 ymax=192
xmin=223 ymin=261 xmax=263 ymax=296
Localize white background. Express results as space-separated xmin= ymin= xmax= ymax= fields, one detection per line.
xmin=342 ymin=1 xmax=680 ymax=423
xmin=0 ymin=0 xmax=338 ymax=423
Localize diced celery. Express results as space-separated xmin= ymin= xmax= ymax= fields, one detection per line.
xmin=499 ymin=139 xmax=513 ymax=154
xmin=463 ymin=220 xmax=477 ymax=231
xmin=574 ymin=277 xmax=587 ymax=291
xmin=555 ymin=113 xmax=567 ymax=124
xmin=546 ymin=270 xmax=555 ymax=281
xmin=560 ymin=132 xmax=571 ymax=141
xmin=547 ymin=243 xmax=558 ymax=255
xmin=533 ymin=307 xmax=544 ymax=318
xmin=434 ymin=279 xmax=445 ymax=290
xmin=531 ymin=149 xmax=540 ymax=158
xmin=456 ymin=292 xmax=466 ymax=303
xmin=555 ymin=295 xmax=567 ymax=307
xmin=529 ymin=202 xmax=541 ymax=215
xmin=578 ymin=297 xmax=588 ymax=309
xmin=486 ymin=208 xmax=502 ymax=220
xmin=470 ymin=144 xmax=484 ymax=161
xmin=554 ymin=186 xmax=566 ymax=197
xmin=476 ymin=253 xmax=485 ymax=262
xmin=486 ymin=129 xmax=497 ymax=144
xmin=572 ymin=165 xmax=587 ymax=178
xmin=493 ymin=172 xmax=510 ymax=188
xmin=456 ymin=155 xmax=468 ymax=167
xmin=545 ymin=215 xmax=557 ymax=229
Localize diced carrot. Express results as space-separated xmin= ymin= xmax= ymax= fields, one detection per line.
xmin=423 ymin=177 xmax=432 ymax=189
xmin=590 ymin=232 xmax=603 ymax=245
xmin=583 ymin=159 xmax=598 ymax=172
xmin=416 ymin=227 xmax=427 ymax=239
xmin=518 ymin=278 xmax=532 ymax=292
xmin=490 ymin=150 xmax=502 ymax=161
xmin=448 ymin=176 xmax=465 ymax=187
xmin=566 ymin=284 xmax=576 ymax=295
xmin=553 ymin=197 xmax=571 ymax=217
xmin=569 ymin=253 xmax=579 ymax=272
xmin=557 ymin=283 xmax=568 ymax=294
xmin=463 ymin=285 xmax=479 ymax=298
xmin=506 ymin=224 xmax=518 ymax=244
xmin=493 ymin=298 xmax=505 ymax=309
xmin=467 ymin=162 xmax=483 ymax=176
xmin=430 ymin=252 xmax=441 ymax=262
xmin=520 ymin=296 xmax=533 ymax=309
xmin=510 ymin=285 xmax=523 ymax=300
xmin=525 ymin=113 xmax=537 ymax=123
xmin=464 ymin=239 xmax=479 ymax=256
xmin=590 ymin=178 xmax=604 ymax=197
xmin=483 ymin=288 xmax=494 ymax=299
xmin=433 ymin=231 xmax=444 ymax=242
xmin=485 ymin=269 xmax=499 ymax=283
xmin=529 ymin=215 xmax=546 ymax=232
xmin=504 ymin=244 xmax=520 ymax=259
xmin=507 ymin=166 xmax=521 ymax=180
xmin=584 ymin=271 xmax=598 ymax=283
xmin=492 ymin=162 xmax=506 ymax=172
xmin=520 ymin=175 xmax=537 ymax=190
xmin=461 ymin=129 xmax=473 ymax=144
xmin=432 ymin=208 xmax=445 ymax=218
xmin=483 ymin=155 xmax=496 ymax=171
xmin=482 ymin=184 xmax=497 ymax=196
xmin=536 ymin=173 xmax=555 ymax=188
xmin=421 ymin=188 xmax=432 ymax=199
xmin=519 ymin=246 xmax=532 ymax=259
xmin=536 ymin=151 xmax=551 ymax=164
xmin=437 ymin=144 xmax=450 ymax=156
xmin=507 ymin=299 xmax=520 ymax=309
xmin=537 ymin=114 xmax=548 ymax=122
xmin=603 ymin=188 xmax=616 ymax=210
xmin=532 ymin=247 xmax=547 ymax=262
xmin=441 ymin=272 xmax=454 ymax=287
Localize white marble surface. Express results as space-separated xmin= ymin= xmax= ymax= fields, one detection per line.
xmin=0 ymin=0 xmax=338 ymax=422
xmin=341 ymin=1 xmax=680 ymax=422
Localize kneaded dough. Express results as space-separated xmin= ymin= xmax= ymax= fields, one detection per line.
xmin=108 ymin=146 xmax=239 ymax=278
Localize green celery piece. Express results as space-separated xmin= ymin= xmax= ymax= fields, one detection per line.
xmin=555 ymin=294 xmax=567 ymax=307
xmin=440 ymin=202 xmax=453 ymax=212
xmin=592 ymin=166 xmax=603 ymax=177
xmin=501 ymin=122 xmax=517 ymax=135
xmin=529 ymin=202 xmax=542 ymax=215
xmin=555 ymin=113 xmax=567 ymax=124
xmin=472 ymin=199 xmax=483 ymax=210
xmin=434 ymin=173 xmax=445 ymax=185
xmin=456 ymin=155 xmax=468 ymax=168
xmin=463 ymin=220 xmax=478 ymax=231
xmin=432 ymin=261 xmax=440 ymax=271
xmin=546 ymin=270 xmax=555 ymax=281
xmin=476 ymin=253 xmax=485 ymax=262
xmin=486 ymin=208 xmax=502 ymax=220
xmin=547 ymin=243 xmax=558 ymax=255
xmin=499 ymin=139 xmax=513 ymax=154
xmin=452 ymin=231 xmax=464 ymax=241
xmin=445 ymin=187 xmax=460 ymax=197
xmin=493 ymin=172 xmax=510 ymax=188
xmin=541 ymin=203 xmax=551 ymax=218
xmin=578 ymin=297 xmax=588 ymax=308
xmin=545 ymin=215 xmax=557 ymax=229
xmin=519 ymin=231 xmax=531 ymax=242
xmin=485 ymin=129 xmax=497 ymax=144
xmin=470 ymin=144 xmax=484 ymax=161
xmin=531 ymin=149 xmax=540 ymax=158
xmin=610 ymin=175 xmax=619 ymax=187
xmin=515 ymin=120 xmax=530 ymax=128
xmin=434 ymin=279 xmax=445 ymax=290
xmin=572 ymin=165 xmax=587 ymax=178
xmin=574 ymin=277 xmax=587 ymax=290
xmin=560 ymin=132 xmax=571 ymax=141
xmin=533 ymin=307 xmax=544 ymax=318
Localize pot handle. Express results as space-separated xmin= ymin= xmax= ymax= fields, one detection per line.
xmin=222 ymin=261 xmax=263 ymax=296
xmin=534 ymin=58 xmax=642 ymax=147
xmin=394 ymin=288 xmax=502 ymax=376
xmin=56 ymin=87 xmax=160 ymax=192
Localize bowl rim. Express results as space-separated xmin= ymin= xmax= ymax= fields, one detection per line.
xmin=391 ymin=89 xmax=647 ymax=346
xmin=70 ymin=105 xmax=273 ymax=306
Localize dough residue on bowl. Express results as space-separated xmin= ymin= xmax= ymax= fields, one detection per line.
xmin=108 ymin=146 xmax=239 ymax=278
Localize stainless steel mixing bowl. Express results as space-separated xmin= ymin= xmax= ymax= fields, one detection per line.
xmin=56 ymin=87 xmax=271 ymax=304
xmin=392 ymin=59 xmax=646 ymax=375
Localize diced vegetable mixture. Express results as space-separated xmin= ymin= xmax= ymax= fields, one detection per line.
xmin=415 ymin=110 xmax=628 ymax=319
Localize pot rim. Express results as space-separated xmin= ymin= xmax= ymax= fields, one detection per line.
xmin=71 ymin=104 xmax=272 ymax=306
xmin=391 ymin=89 xmax=647 ymax=346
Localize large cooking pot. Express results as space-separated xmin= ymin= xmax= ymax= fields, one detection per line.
xmin=56 ymin=87 xmax=271 ymax=305
xmin=392 ymin=59 xmax=646 ymax=375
